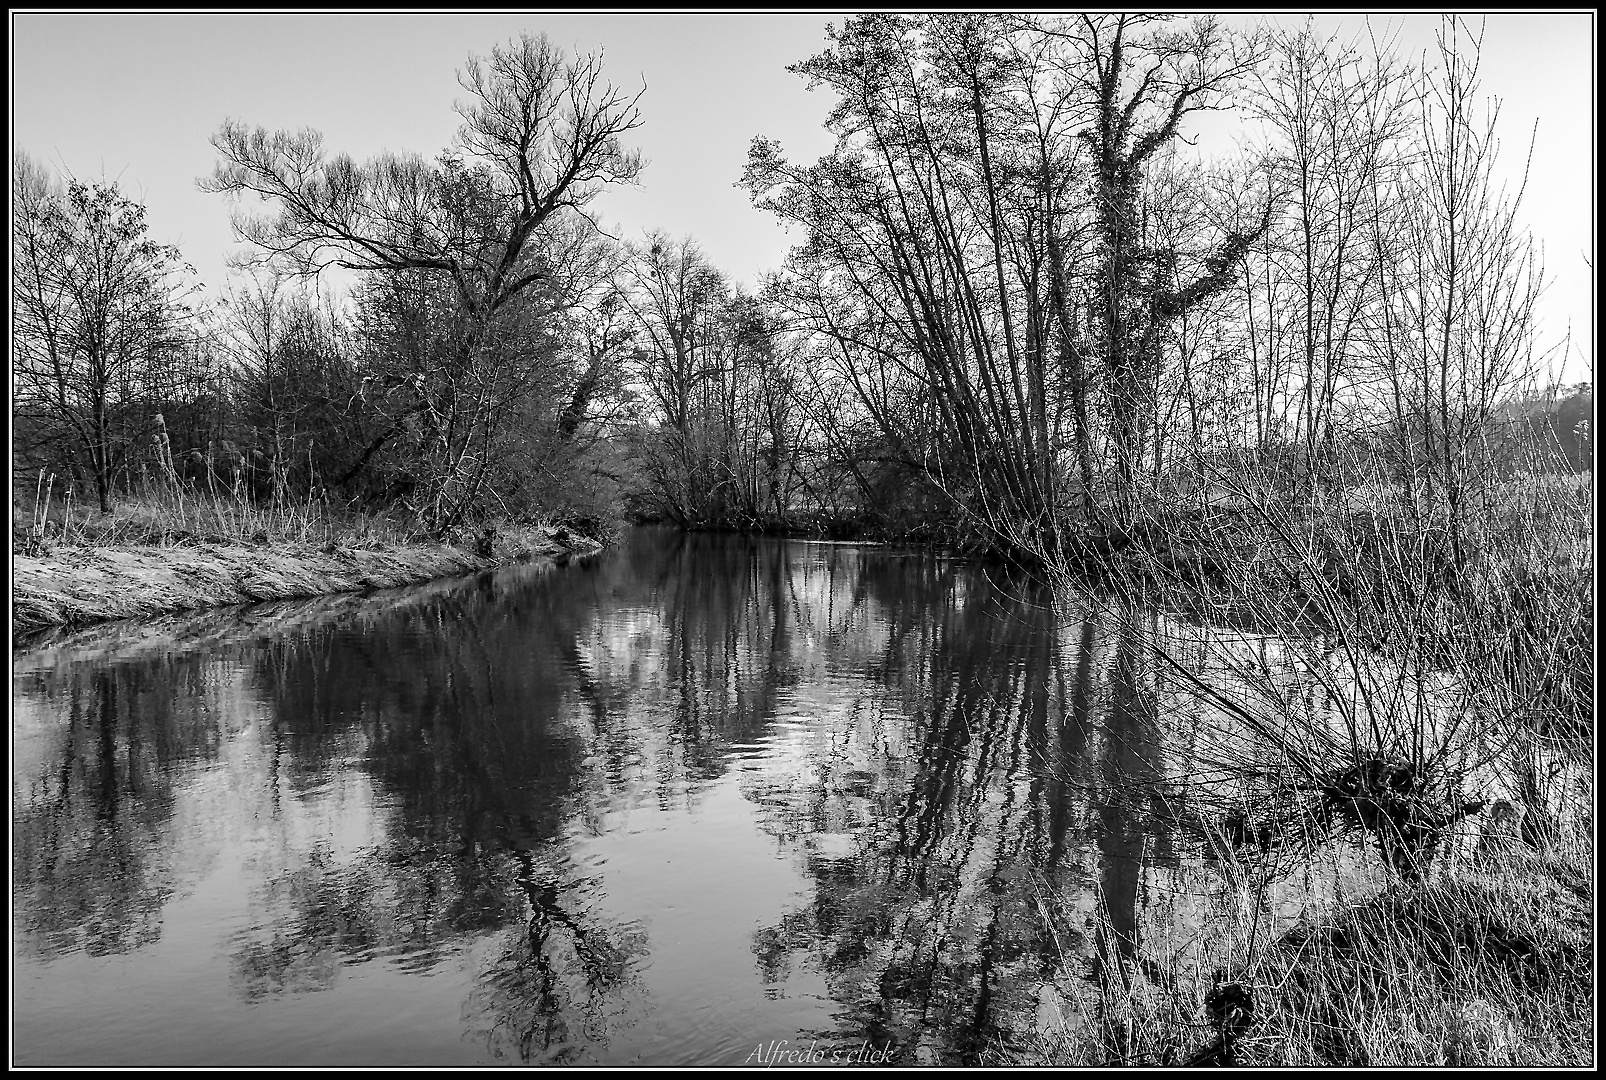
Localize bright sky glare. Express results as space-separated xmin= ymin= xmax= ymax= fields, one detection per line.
xmin=10 ymin=11 xmax=1594 ymax=383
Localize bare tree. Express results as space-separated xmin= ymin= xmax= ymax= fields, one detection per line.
xmin=200 ymin=33 xmax=644 ymax=528
xmin=747 ymin=14 xmax=1077 ymax=558
xmin=210 ymin=271 xmax=371 ymax=501
xmin=747 ymin=15 xmax=1275 ymax=555
xmin=1061 ymin=14 xmax=1272 ymax=518
xmin=1372 ymin=16 xmax=1545 ymax=564
xmin=1254 ymin=18 xmax=1418 ymax=492
xmin=13 ymin=154 xmax=199 ymax=511
xmin=621 ymin=233 xmax=736 ymax=527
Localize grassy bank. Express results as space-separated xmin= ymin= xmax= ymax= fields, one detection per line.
xmin=13 ymin=557 xmax=572 ymax=669
xmin=1250 ymin=849 xmax=1592 ymax=1066
xmin=1007 ymin=841 xmax=1591 ymax=1067
xmin=12 ymin=487 xmax=602 ymax=638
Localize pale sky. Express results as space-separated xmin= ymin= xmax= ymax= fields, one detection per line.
xmin=10 ymin=11 xmax=1594 ymax=383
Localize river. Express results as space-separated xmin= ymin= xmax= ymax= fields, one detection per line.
xmin=14 ymin=527 xmax=1437 ymax=1066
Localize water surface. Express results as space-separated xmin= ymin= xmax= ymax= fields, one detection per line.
xmin=15 ymin=528 xmax=1364 ymax=1066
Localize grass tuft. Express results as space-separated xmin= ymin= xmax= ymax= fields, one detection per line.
xmin=1250 ymin=849 xmax=1592 ymax=1066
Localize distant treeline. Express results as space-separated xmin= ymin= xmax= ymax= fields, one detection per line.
xmin=1497 ymin=385 xmax=1592 ymax=473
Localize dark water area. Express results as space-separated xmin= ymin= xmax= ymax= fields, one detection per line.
xmin=12 ymin=528 xmax=1356 ymax=1067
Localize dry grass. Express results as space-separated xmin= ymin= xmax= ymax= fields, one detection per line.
xmin=12 ymin=558 xmax=574 ymax=671
xmin=1092 ymin=454 xmax=1592 ymax=760
xmin=15 ymin=470 xmax=421 ymax=553
xmin=13 ymin=540 xmax=482 ymax=635
xmin=1249 ymin=847 xmax=1592 ymax=1066
xmin=996 ymin=833 xmax=1590 ymax=1068
xmin=12 ymin=480 xmax=600 ymax=637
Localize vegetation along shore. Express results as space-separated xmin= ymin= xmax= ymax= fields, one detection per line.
xmin=12 ymin=490 xmax=601 ymax=637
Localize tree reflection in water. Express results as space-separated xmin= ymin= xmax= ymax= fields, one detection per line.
xmin=14 ymin=658 xmax=220 ymax=959
xmin=231 ymin=566 xmax=655 ymax=1062
xmin=743 ymin=570 xmax=1069 ymax=1064
xmin=745 ymin=578 xmax=1214 ymax=1066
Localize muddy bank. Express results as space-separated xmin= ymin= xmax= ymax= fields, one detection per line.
xmin=11 ymin=527 xmax=601 ymax=637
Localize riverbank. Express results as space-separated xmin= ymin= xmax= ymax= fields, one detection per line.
xmin=11 ymin=523 xmax=602 ymax=638
xmin=1005 ymin=840 xmax=1592 ymax=1067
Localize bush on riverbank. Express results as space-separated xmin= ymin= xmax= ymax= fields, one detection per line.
xmin=1094 ymin=462 xmax=1592 ymax=736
